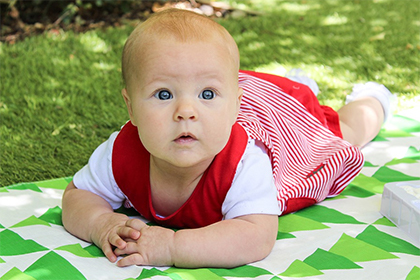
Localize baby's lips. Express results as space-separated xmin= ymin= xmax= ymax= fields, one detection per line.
xmin=174 ymin=132 xmax=197 ymax=141
xmin=173 ymin=132 xmax=198 ymax=145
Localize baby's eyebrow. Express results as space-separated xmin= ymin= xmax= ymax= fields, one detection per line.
xmin=143 ymin=72 xmax=226 ymax=88
xmin=140 ymin=75 xmax=173 ymax=89
xmin=194 ymin=72 xmax=228 ymax=85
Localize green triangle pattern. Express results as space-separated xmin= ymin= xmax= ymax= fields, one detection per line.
xmin=329 ymin=233 xmax=398 ymax=262
xmin=356 ymin=225 xmax=420 ymax=256
xmin=0 ymin=223 xmax=4 ymax=228
xmin=0 ymin=267 xmax=37 ymax=280
xmin=38 ymin=206 xmax=63 ymax=226
xmin=376 ymin=115 xmax=420 ymax=137
xmin=278 ymin=213 xmax=329 ymax=233
xmin=295 ymin=205 xmax=365 ymax=224
xmin=373 ymin=217 xmax=396 ymax=227
xmin=279 ymin=259 xmax=323 ymax=277
xmin=348 ymin=173 xmax=385 ymax=194
xmin=363 ymin=161 xmax=378 ymax=167
xmin=340 ymin=184 xmax=375 ymax=198
xmin=0 ymin=187 xmax=8 ymax=193
xmin=406 ymin=266 xmax=420 ymax=280
xmin=55 ymin=244 xmax=96 ymax=258
xmin=377 ymin=125 xmax=413 ymax=138
xmin=385 ymin=158 xmax=418 ymax=166
xmin=64 ymin=177 xmax=73 ymax=183
xmin=303 ymin=248 xmax=362 ymax=270
xmin=390 ymin=115 xmax=420 ymax=133
xmin=405 ymin=146 xmax=420 ymax=160
xmin=36 ymin=178 xmax=70 ymax=190
xmin=372 ymin=134 xmax=388 ymax=142
xmin=11 ymin=215 xmax=51 ymax=228
xmin=24 ymin=251 xmax=86 ymax=280
xmin=164 ymin=267 xmax=224 ymax=280
xmin=136 ymin=268 xmax=168 ymax=279
xmin=0 ymin=229 xmax=49 ymax=256
xmin=83 ymin=244 xmax=105 ymax=257
xmin=372 ymin=166 xmax=420 ymax=183
xmin=209 ymin=265 xmax=273 ymax=277
xmin=5 ymin=183 xmax=42 ymax=193
xmin=277 ymin=231 xmax=295 ymax=240
xmin=0 ymin=257 xmax=4 ymax=263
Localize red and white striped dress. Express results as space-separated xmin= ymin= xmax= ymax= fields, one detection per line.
xmin=237 ymin=71 xmax=364 ymax=214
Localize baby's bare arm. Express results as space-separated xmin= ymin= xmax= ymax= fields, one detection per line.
xmin=62 ymin=181 xmax=140 ymax=262
xmin=115 ymin=214 xmax=278 ymax=268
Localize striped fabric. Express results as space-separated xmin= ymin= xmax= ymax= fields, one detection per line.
xmin=237 ymin=72 xmax=365 ymax=213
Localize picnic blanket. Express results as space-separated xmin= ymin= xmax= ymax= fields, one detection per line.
xmin=1 ymin=108 xmax=419 ymax=280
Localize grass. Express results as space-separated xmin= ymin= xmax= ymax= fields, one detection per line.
xmin=1 ymin=0 xmax=419 ymax=187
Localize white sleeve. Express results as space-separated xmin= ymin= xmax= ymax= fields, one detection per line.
xmin=72 ymin=132 xmax=126 ymax=209
xmin=222 ymin=139 xmax=281 ymax=220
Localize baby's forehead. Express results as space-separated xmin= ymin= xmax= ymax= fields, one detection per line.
xmin=139 ymin=34 xmax=230 ymax=53
xmin=134 ymin=36 xmax=237 ymax=77
xmin=131 ymin=29 xmax=238 ymax=67
xmin=122 ymin=10 xmax=239 ymax=86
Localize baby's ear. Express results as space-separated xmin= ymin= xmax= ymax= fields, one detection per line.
xmin=233 ymin=87 xmax=243 ymax=121
xmin=237 ymin=87 xmax=243 ymax=104
xmin=236 ymin=87 xmax=243 ymax=111
xmin=121 ymin=88 xmax=135 ymax=125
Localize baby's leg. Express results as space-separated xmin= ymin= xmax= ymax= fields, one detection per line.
xmin=338 ymin=96 xmax=384 ymax=147
xmin=338 ymin=82 xmax=395 ymax=147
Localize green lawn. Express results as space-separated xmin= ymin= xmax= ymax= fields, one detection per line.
xmin=1 ymin=0 xmax=419 ymax=186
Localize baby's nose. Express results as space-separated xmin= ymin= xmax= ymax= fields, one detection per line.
xmin=174 ymin=101 xmax=198 ymax=121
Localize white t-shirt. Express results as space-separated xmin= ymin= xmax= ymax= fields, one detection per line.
xmin=73 ymin=132 xmax=281 ymax=220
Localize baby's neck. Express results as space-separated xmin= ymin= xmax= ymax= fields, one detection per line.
xmin=149 ymin=156 xmax=213 ymax=216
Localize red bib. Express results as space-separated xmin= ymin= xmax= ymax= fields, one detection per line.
xmin=112 ymin=122 xmax=248 ymax=228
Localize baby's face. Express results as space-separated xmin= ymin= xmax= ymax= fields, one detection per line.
xmin=123 ymin=37 xmax=242 ymax=169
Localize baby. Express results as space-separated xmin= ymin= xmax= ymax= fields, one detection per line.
xmin=62 ymin=9 xmax=394 ymax=268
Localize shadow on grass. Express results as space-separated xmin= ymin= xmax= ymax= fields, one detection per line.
xmin=0 ymin=26 xmax=132 ymax=186
xmin=0 ymin=0 xmax=419 ymax=186
xmin=221 ymin=0 xmax=419 ymax=103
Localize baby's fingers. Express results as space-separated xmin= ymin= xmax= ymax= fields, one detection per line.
xmin=102 ymin=242 xmax=118 ymax=263
xmin=109 ymin=227 xmax=140 ymax=250
xmin=117 ymin=225 xmax=141 ymax=241
xmin=117 ymin=253 xmax=146 ymax=267
xmin=114 ymin=241 xmax=138 ymax=256
xmin=125 ymin=218 xmax=149 ymax=231
xmin=108 ymin=232 xmax=127 ymax=250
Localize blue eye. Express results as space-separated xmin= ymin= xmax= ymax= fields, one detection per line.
xmin=199 ymin=89 xmax=215 ymax=100
xmin=154 ymin=90 xmax=172 ymax=100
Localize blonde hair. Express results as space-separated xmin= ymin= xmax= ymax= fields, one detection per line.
xmin=121 ymin=9 xmax=239 ymax=87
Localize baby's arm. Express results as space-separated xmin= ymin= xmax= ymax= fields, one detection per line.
xmin=62 ymin=181 xmax=141 ymax=263
xmin=115 ymin=214 xmax=278 ymax=268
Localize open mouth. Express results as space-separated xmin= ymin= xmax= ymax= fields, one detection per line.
xmin=174 ymin=133 xmax=197 ymax=144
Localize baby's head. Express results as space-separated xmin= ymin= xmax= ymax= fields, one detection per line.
xmin=122 ymin=9 xmax=240 ymax=90
xmin=120 ymin=9 xmax=243 ymax=169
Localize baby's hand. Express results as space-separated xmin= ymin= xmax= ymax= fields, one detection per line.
xmin=90 ymin=213 xmax=141 ymax=263
xmin=114 ymin=219 xmax=176 ymax=267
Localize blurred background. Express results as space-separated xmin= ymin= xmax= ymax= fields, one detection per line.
xmin=1 ymin=0 xmax=419 ymax=186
